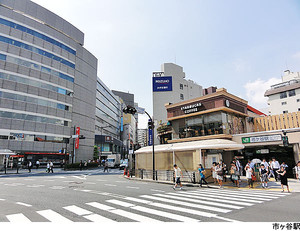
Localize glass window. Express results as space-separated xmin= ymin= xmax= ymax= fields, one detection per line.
xmin=297 ymin=99 xmax=300 ymax=102
xmin=283 ymin=110 xmax=288 ymax=114
xmin=281 ymin=102 xmax=287 ymax=105
xmin=288 ymin=90 xmax=296 ymax=97
xmin=280 ymin=92 xmax=287 ymax=99
xmin=180 ymin=94 xmax=184 ymax=100
xmin=180 ymin=84 xmax=183 ymax=90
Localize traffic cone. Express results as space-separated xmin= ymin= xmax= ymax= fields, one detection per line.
xmin=127 ymin=169 xmax=130 ymax=177
xmin=123 ymin=168 xmax=126 ymax=176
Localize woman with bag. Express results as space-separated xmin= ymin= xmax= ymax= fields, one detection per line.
xmin=259 ymin=164 xmax=269 ymax=188
xmin=277 ymin=166 xmax=290 ymax=193
xmin=230 ymin=161 xmax=239 ymax=188
xmin=215 ymin=163 xmax=223 ymax=188
xmin=245 ymin=165 xmax=254 ymax=189
xmin=198 ymin=164 xmax=208 ymax=187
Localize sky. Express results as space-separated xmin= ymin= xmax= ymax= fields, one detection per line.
xmin=32 ymin=0 xmax=300 ymax=128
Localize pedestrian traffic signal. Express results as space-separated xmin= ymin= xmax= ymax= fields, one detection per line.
xmin=282 ymin=135 xmax=289 ymax=147
xmin=123 ymin=105 xmax=137 ymax=115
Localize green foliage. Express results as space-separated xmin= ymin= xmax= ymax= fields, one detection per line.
xmin=93 ymin=145 xmax=99 ymax=160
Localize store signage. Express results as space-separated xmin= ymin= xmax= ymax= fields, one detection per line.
xmin=181 ymin=102 xmax=202 ymax=114
xmin=148 ymin=128 xmax=153 ymax=146
xmin=153 ymin=76 xmax=173 ymax=92
xmin=75 ymin=127 xmax=80 ymax=149
xmin=256 ymin=149 xmax=269 ymax=154
xmin=242 ymin=134 xmax=282 ymax=144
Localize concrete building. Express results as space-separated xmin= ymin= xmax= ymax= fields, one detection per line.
xmin=95 ymin=79 xmax=122 ymax=160
xmin=152 ymin=63 xmax=203 ymax=144
xmin=137 ymin=128 xmax=148 ymax=148
xmin=0 ymin=0 xmax=97 ymax=164
xmin=265 ymin=70 xmax=300 ymax=115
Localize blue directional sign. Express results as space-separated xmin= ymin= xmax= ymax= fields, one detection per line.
xmin=153 ymin=76 xmax=173 ymax=92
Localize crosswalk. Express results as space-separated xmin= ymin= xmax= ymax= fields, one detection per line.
xmin=2 ymin=188 xmax=290 ymax=222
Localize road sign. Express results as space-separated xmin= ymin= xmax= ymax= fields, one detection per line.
xmin=136 ymin=106 xmax=145 ymax=114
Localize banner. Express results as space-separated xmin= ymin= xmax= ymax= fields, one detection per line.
xmin=148 ymin=128 xmax=153 ymax=146
xmin=153 ymin=76 xmax=173 ymax=92
xmin=75 ymin=127 xmax=80 ymax=149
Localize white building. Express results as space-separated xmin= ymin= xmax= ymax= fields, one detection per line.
xmin=152 ymin=63 xmax=203 ymax=144
xmin=137 ymin=129 xmax=148 ymax=148
xmin=265 ymin=70 xmax=300 ymax=115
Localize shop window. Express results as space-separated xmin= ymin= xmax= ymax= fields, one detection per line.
xmin=280 ymin=92 xmax=287 ymax=99
xmin=281 ymin=102 xmax=287 ymax=105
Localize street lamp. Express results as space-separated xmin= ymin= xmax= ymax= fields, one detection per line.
xmin=123 ymin=105 xmax=155 ymax=180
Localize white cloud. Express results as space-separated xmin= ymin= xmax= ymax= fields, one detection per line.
xmin=244 ymin=77 xmax=281 ymax=109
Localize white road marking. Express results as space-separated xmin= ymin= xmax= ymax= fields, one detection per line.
xmin=124 ymin=196 xmax=217 ymax=218
xmin=83 ymin=214 xmax=115 ymax=222
xmin=24 ymin=179 xmax=34 ymax=181
xmin=107 ymin=199 xmax=199 ymax=222
xmin=104 ymin=184 xmax=117 ymax=187
xmin=96 ymin=179 xmax=107 ymax=182
xmin=85 ymin=182 xmax=96 ymax=184
xmin=161 ymin=193 xmax=243 ymax=209
xmin=0 ymin=198 xmax=5 ymax=201
xmin=151 ymin=189 xmax=165 ymax=193
xmin=37 ymin=209 xmax=72 ymax=222
xmin=63 ymin=181 xmax=74 ymax=183
xmin=201 ymin=188 xmax=287 ymax=197
xmin=140 ymin=195 xmax=231 ymax=213
xmin=126 ymin=186 xmax=139 ymax=189
xmin=50 ymin=186 xmax=65 ymax=189
xmin=80 ymin=189 xmax=92 ymax=192
xmin=16 ymin=202 xmax=32 ymax=207
xmin=7 ymin=213 xmax=31 ymax=222
xmin=44 ymin=180 xmax=55 ymax=182
xmin=86 ymin=202 xmax=115 ymax=211
xmin=176 ymin=191 xmax=254 ymax=206
xmin=72 ymin=176 xmax=87 ymax=180
xmin=27 ymin=185 xmax=45 ymax=188
xmin=63 ymin=205 xmax=93 ymax=216
xmin=115 ymin=181 xmax=127 ymax=183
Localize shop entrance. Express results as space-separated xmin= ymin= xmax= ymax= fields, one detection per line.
xmin=241 ymin=145 xmax=295 ymax=178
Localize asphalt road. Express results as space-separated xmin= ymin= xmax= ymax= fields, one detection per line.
xmin=0 ymin=168 xmax=299 ymax=223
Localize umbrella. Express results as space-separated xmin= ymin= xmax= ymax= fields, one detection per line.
xmin=251 ymin=158 xmax=262 ymax=164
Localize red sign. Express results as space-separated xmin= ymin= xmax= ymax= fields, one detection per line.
xmin=75 ymin=127 xmax=80 ymax=149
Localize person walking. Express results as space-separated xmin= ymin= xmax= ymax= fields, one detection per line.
xmin=230 ymin=161 xmax=239 ymax=188
xmin=215 ymin=163 xmax=223 ymax=188
xmin=268 ymin=159 xmax=275 ymax=179
xmin=280 ymin=161 xmax=288 ymax=170
xmin=211 ymin=162 xmax=217 ymax=184
xmin=277 ymin=166 xmax=290 ymax=193
xmin=103 ymin=160 xmax=109 ymax=172
xmin=271 ymin=157 xmax=280 ymax=181
xmin=259 ymin=164 xmax=268 ymax=188
xmin=295 ymin=161 xmax=300 ymax=181
xmin=173 ymin=164 xmax=183 ymax=190
xmin=50 ymin=161 xmax=54 ymax=173
xmin=198 ymin=164 xmax=208 ymax=187
xmin=79 ymin=160 xmax=83 ymax=171
xmin=28 ymin=161 xmax=32 ymax=173
xmin=46 ymin=162 xmax=50 ymax=173
xmin=245 ymin=164 xmax=254 ymax=189
xmin=219 ymin=160 xmax=227 ymax=182
xmin=36 ymin=160 xmax=40 ymax=169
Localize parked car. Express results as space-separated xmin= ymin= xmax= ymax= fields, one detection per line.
xmin=119 ymin=159 xmax=128 ymax=170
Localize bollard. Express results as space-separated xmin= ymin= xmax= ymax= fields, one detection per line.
xmin=141 ymin=169 xmax=143 ymax=179
xmin=155 ymin=170 xmax=158 ymax=181
xmin=193 ymin=172 xmax=196 ymax=184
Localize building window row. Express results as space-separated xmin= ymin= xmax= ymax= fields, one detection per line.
xmin=1 ymin=54 xmax=74 ymax=82
xmin=97 ymin=81 xmax=120 ymax=107
xmin=281 ymin=102 xmax=287 ymax=105
xmin=0 ymin=133 xmax=68 ymax=143
xmin=0 ymin=110 xmax=70 ymax=126
xmin=96 ymin=108 xmax=119 ymax=126
xmin=0 ymin=36 xmax=75 ymax=68
xmin=0 ymin=72 xmax=72 ymax=96
xmin=96 ymin=99 xmax=119 ymax=121
xmin=180 ymin=83 xmax=183 ymax=90
xmin=0 ymin=17 xmax=76 ymax=55
xmin=0 ymin=90 xmax=71 ymax=111
xmin=180 ymin=94 xmax=184 ymax=100
xmin=280 ymin=89 xmax=296 ymax=99
xmin=96 ymin=91 xmax=120 ymax=113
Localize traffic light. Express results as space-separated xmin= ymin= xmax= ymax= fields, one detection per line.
xmin=78 ymin=135 xmax=85 ymax=139
xmin=123 ymin=105 xmax=137 ymax=115
xmin=282 ymin=135 xmax=289 ymax=147
xmin=148 ymin=120 xmax=154 ymax=129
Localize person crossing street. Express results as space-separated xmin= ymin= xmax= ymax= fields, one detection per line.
xmin=173 ymin=164 xmax=183 ymax=190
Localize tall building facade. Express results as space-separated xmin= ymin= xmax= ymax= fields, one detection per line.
xmin=137 ymin=128 xmax=148 ymax=148
xmin=0 ymin=0 xmax=97 ymax=163
xmin=265 ymin=70 xmax=300 ymax=115
xmin=95 ymin=79 xmax=122 ymax=159
xmin=152 ymin=63 xmax=203 ymax=144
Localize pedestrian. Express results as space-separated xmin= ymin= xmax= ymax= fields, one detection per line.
xmin=245 ymin=164 xmax=254 ymax=189
xmin=280 ymin=161 xmax=288 ymax=170
xmin=36 ymin=160 xmax=40 ymax=169
xmin=50 ymin=161 xmax=54 ymax=173
xmin=268 ymin=159 xmax=276 ymax=179
xmin=173 ymin=164 xmax=183 ymax=190
xmin=84 ymin=160 xmax=88 ymax=169
xmin=79 ymin=160 xmax=83 ymax=171
xmin=271 ymin=157 xmax=280 ymax=181
xmin=46 ymin=162 xmax=50 ymax=173
xmin=259 ymin=164 xmax=268 ymax=188
xmin=211 ymin=162 xmax=217 ymax=184
xmin=276 ymin=166 xmax=290 ymax=193
xmin=103 ymin=160 xmax=109 ymax=172
xmin=219 ymin=160 xmax=227 ymax=182
xmin=101 ymin=159 xmax=105 ymax=166
xmin=198 ymin=164 xmax=208 ymax=187
xmin=215 ymin=163 xmax=223 ymax=188
xmin=230 ymin=161 xmax=239 ymax=188
xmin=28 ymin=161 xmax=32 ymax=173
xmin=261 ymin=159 xmax=269 ymax=171
xmin=295 ymin=161 xmax=300 ymax=181
xmin=234 ymin=157 xmax=242 ymax=176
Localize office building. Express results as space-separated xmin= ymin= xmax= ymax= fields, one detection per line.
xmin=265 ymin=70 xmax=300 ymax=115
xmin=0 ymin=0 xmax=97 ymax=163
xmin=137 ymin=128 xmax=148 ymax=148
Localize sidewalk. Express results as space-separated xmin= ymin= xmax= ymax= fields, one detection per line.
xmin=125 ymin=175 xmax=300 ymax=192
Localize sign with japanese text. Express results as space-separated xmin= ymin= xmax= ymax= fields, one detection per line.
xmin=242 ymin=134 xmax=282 ymax=144
xmin=153 ymin=76 xmax=173 ymax=92
xmin=75 ymin=127 xmax=80 ymax=149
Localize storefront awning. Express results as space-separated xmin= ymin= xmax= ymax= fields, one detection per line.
xmin=0 ymin=149 xmax=16 ymax=155
xmin=135 ymin=139 xmax=244 ymax=154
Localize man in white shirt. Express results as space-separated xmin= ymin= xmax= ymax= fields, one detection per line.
xmin=262 ymin=159 xmax=269 ymax=170
xmin=271 ymin=158 xmax=280 ymax=181
xmin=173 ymin=164 xmax=183 ymax=190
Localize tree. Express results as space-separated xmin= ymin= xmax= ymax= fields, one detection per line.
xmin=93 ymin=145 xmax=99 ymax=160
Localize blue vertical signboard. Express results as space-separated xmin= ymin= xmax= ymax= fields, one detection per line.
xmin=148 ymin=128 xmax=153 ymax=146
xmin=153 ymin=76 xmax=173 ymax=92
